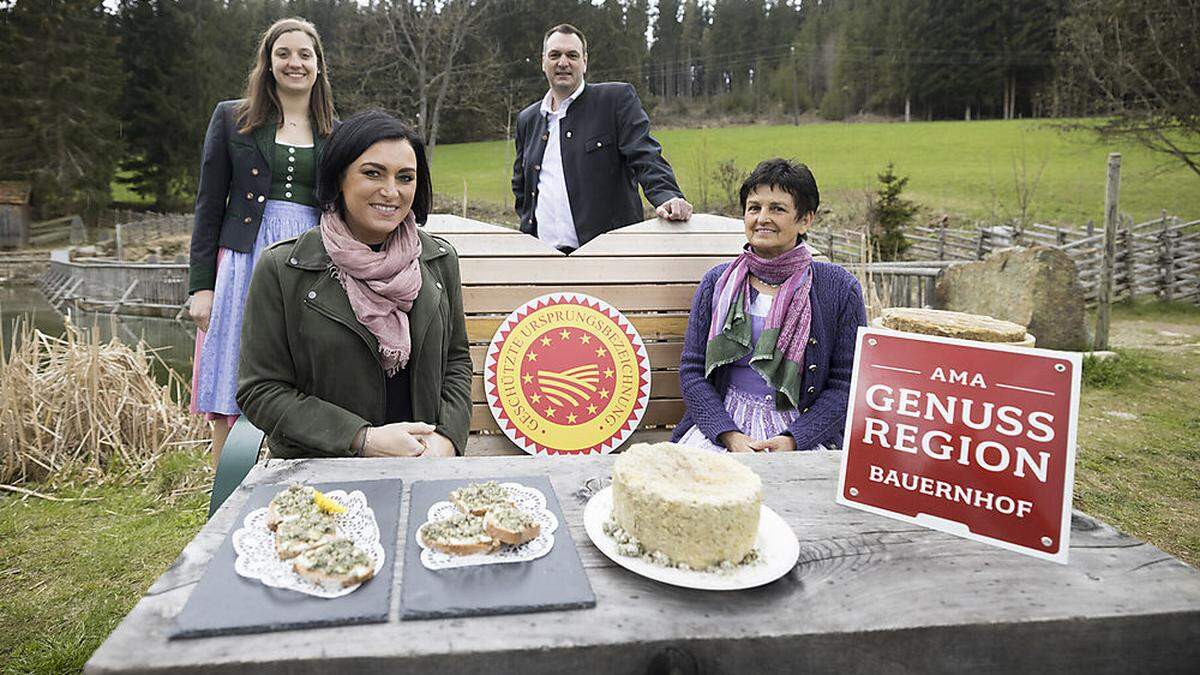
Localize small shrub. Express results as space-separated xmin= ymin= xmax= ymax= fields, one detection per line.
xmin=869 ymin=162 xmax=916 ymax=261
xmin=1082 ymin=350 xmax=1180 ymax=389
xmin=711 ymin=159 xmax=742 ymax=215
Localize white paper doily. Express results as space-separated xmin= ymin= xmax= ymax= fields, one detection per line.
xmin=416 ymin=482 xmax=559 ymax=570
xmin=232 ymin=489 xmax=385 ymax=598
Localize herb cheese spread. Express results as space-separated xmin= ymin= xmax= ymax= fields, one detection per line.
xmin=301 ymin=539 xmax=372 ymax=575
xmin=487 ymin=503 xmax=534 ymax=531
xmin=277 ymin=510 xmax=337 ymax=544
xmin=270 ymin=483 xmax=318 ymax=520
xmin=450 ymin=481 xmax=511 ymax=513
xmin=420 ymin=512 xmax=492 ymax=545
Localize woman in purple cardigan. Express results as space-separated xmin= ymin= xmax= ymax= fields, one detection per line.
xmin=673 ymin=159 xmax=867 ymax=452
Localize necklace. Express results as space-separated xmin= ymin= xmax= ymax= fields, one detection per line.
xmin=753 ymin=274 xmax=782 ymax=289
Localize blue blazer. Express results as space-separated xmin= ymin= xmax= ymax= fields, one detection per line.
xmin=189 ymin=100 xmax=334 ymax=293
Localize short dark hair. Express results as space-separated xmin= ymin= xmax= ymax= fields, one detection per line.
xmin=316 ymin=110 xmax=433 ymax=225
xmin=738 ymin=158 xmax=820 ymax=219
xmin=543 ymin=23 xmax=587 ymax=55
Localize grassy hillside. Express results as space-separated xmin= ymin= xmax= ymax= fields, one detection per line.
xmin=431 ymin=119 xmax=1200 ymax=225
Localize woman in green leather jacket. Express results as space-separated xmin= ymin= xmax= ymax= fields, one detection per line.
xmin=237 ymin=111 xmax=472 ymax=458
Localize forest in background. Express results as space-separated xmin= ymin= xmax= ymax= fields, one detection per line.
xmin=0 ymin=0 xmax=1195 ymax=218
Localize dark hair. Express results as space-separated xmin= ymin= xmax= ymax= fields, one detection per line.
xmin=543 ymin=23 xmax=587 ymax=55
xmin=235 ymin=17 xmax=336 ymax=137
xmin=316 ymin=110 xmax=432 ymax=225
xmin=738 ymin=158 xmax=820 ymax=219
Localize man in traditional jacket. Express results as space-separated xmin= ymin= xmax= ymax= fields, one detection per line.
xmin=512 ymin=23 xmax=693 ymax=253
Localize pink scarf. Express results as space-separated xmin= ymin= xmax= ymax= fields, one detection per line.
xmin=320 ymin=210 xmax=422 ymax=375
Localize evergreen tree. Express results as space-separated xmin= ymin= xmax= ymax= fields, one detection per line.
xmin=649 ymin=0 xmax=681 ymax=98
xmin=679 ymin=0 xmax=707 ymax=98
xmin=870 ymin=163 xmax=917 ymax=261
xmin=0 ymin=0 xmax=123 ymax=219
xmin=118 ymin=0 xmax=299 ymax=210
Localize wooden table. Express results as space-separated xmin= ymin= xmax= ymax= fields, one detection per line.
xmin=86 ymin=453 xmax=1200 ymax=673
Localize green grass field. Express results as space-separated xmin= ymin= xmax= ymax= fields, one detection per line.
xmin=431 ymin=119 xmax=1200 ymax=225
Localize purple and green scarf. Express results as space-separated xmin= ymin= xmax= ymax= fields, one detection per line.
xmin=705 ymin=243 xmax=814 ymax=409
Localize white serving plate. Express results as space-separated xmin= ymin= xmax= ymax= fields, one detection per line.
xmin=583 ymin=486 xmax=800 ymax=591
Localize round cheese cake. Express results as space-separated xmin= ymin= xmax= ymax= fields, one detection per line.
xmin=612 ymin=442 xmax=762 ymax=569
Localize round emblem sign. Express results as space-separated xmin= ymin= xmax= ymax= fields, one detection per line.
xmin=484 ymin=293 xmax=651 ymax=455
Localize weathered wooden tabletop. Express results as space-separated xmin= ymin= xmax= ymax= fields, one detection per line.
xmin=86 ymin=452 xmax=1200 ymax=674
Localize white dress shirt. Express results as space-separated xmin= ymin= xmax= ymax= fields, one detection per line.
xmin=534 ymin=80 xmax=586 ymax=250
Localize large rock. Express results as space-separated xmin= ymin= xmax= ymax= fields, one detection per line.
xmin=933 ymin=246 xmax=1090 ymax=350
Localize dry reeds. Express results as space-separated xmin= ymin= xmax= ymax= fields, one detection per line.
xmin=848 ymin=227 xmax=894 ymax=323
xmin=1 ymin=317 xmax=207 ymax=486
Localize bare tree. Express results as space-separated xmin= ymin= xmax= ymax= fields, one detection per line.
xmin=1056 ymin=0 xmax=1200 ymax=178
xmin=335 ymin=0 xmax=497 ymax=154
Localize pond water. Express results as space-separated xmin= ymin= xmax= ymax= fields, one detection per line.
xmin=1 ymin=284 xmax=196 ymax=382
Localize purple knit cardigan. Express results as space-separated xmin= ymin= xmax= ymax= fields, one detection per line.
xmin=670 ymin=260 xmax=868 ymax=450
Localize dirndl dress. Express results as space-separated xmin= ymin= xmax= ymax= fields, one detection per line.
xmin=676 ymin=290 xmax=824 ymax=452
xmin=190 ymin=199 xmax=319 ymax=420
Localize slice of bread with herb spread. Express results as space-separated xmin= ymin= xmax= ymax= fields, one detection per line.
xmin=275 ymin=510 xmax=339 ymax=559
xmin=292 ymin=538 xmax=375 ymax=588
xmin=419 ymin=512 xmax=499 ymax=555
xmin=482 ymin=503 xmax=541 ymax=546
xmin=449 ymin=481 xmax=512 ymax=516
xmin=266 ymin=483 xmax=319 ymax=531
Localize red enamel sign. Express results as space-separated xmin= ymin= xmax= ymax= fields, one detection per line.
xmin=836 ymin=327 xmax=1081 ymax=563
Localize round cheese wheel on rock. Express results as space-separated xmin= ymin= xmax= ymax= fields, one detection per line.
xmin=612 ymin=442 xmax=761 ymax=569
xmin=880 ymin=307 xmax=1028 ymax=343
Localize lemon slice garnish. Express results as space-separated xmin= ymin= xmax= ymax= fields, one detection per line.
xmin=313 ymin=489 xmax=347 ymax=514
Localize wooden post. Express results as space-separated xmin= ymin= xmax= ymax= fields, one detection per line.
xmin=1122 ymin=228 xmax=1136 ymax=303
xmin=976 ymin=228 xmax=986 ymax=260
xmin=1095 ymin=153 xmax=1120 ymax=350
xmin=112 ymin=280 xmax=139 ymax=315
xmin=115 ymin=223 xmax=123 ymax=261
xmin=937 ymin=226 xmax=946 ymax=260
xmin=1162 ymin=215 xmax=1176 ymax=302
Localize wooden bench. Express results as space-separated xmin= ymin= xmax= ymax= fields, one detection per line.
xmin=422 ymin=213 xmax=755 ymax=456
xmin=210 ymin=213 xmax=941 ymax=512
xmin=210 ymin=214 xmax=748 ymax=513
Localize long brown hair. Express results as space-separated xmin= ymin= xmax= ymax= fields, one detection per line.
xmin=235 ymin=17 xmax=335 ymax=137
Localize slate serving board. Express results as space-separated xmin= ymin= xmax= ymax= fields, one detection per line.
xmin=170 ymin=478 xmax=402 ymax=639
xmin=399 ymin=475 xmax=596 ymax=620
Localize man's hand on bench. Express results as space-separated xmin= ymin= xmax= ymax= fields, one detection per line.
xmin=655 ymin=197 xmax=694 ymax=221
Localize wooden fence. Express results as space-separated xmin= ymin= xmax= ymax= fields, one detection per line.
xmin=815 ymin=214 xmax=1200 ymax=307
xmin=37 ymin=215 xmax=955 ymax=320
xmin=113 ymin=213 xmax=193 ymax=260
xmin=0 ymin=251 xmax=50 ymax=283
xmin=39 ymin=259 xmax=189 ymax=317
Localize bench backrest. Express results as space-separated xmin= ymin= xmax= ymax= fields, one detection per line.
xmin=423 ymin=214 xmax=751 ymax=455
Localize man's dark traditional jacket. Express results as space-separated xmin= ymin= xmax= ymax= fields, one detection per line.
xmin=511 ymin=82 xmax=684 ymax=247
